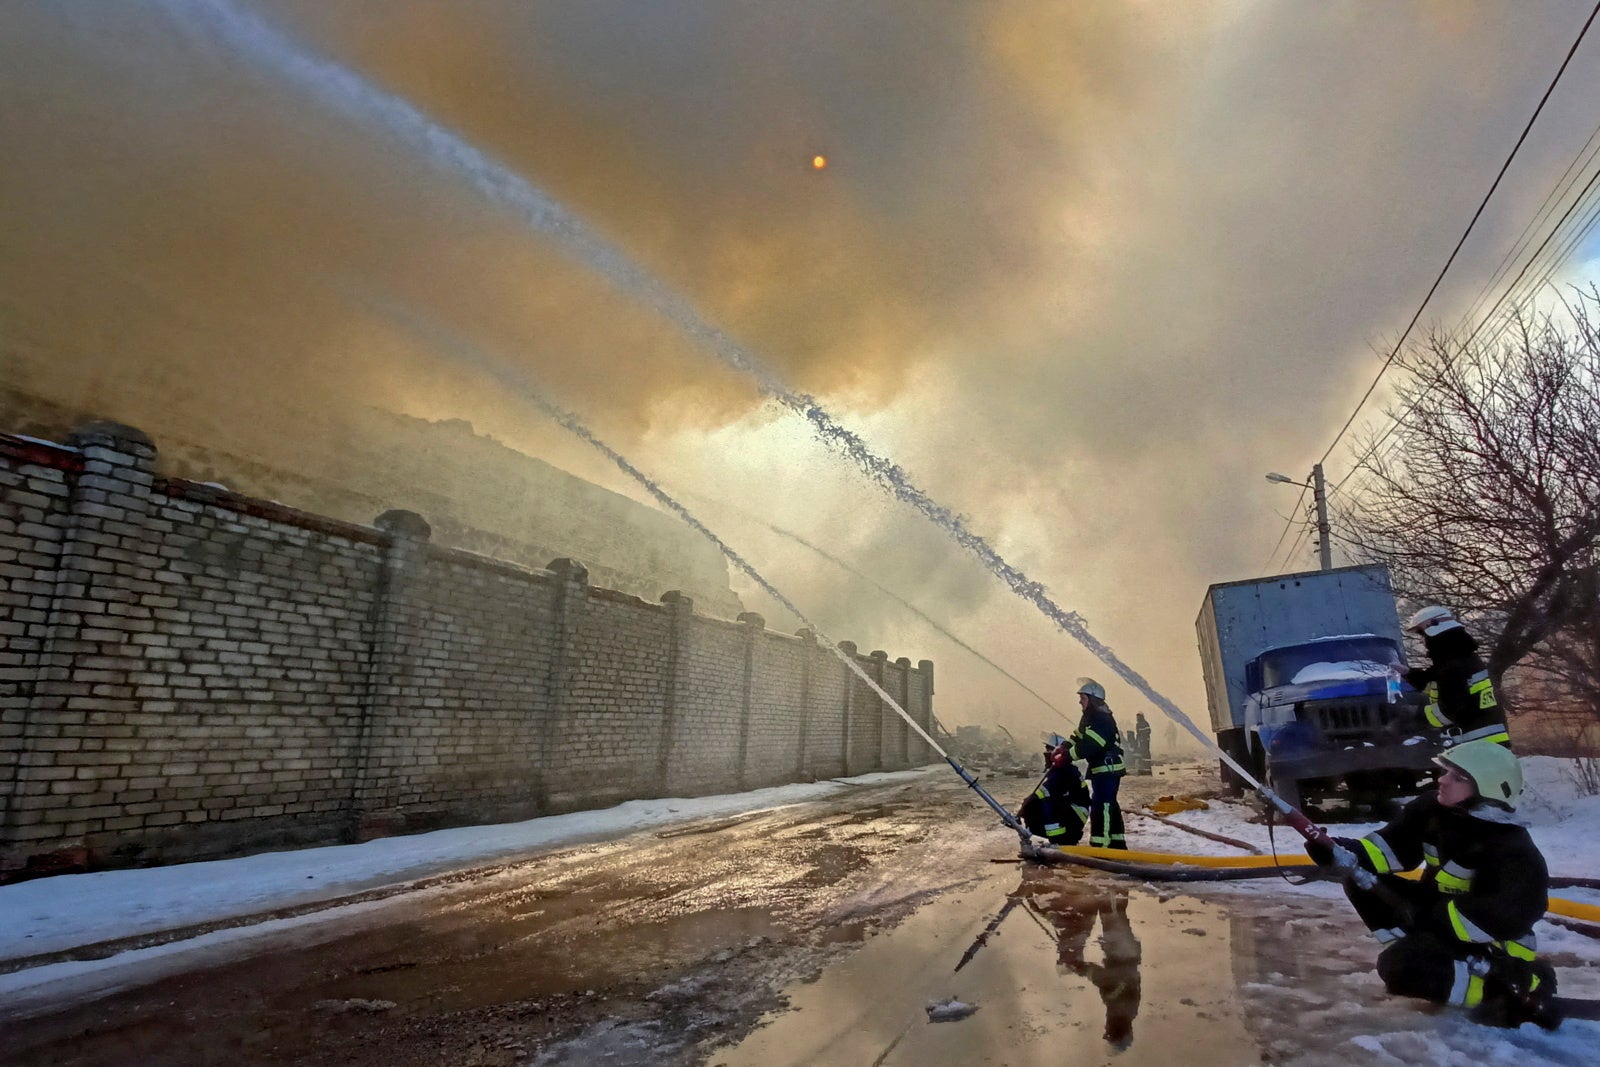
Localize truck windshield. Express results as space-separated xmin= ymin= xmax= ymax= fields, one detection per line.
xmin=1257 ymin=638 xmax=1401 ymax=689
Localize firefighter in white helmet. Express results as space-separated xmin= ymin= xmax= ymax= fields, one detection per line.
xmin=1066 ymin=678 xmax=1126 ymax=849
xmin=1019 ymin=733 xmax=1092 ymax=845
xmin=1401 ymin=605 xmax=1510 ymax=748
xmin=1308 ymin=740 xmax=1557 ymax=1028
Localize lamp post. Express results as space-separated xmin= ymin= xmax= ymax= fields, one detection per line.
xmin=1266 ymin=464 xmax=1332 ymax=571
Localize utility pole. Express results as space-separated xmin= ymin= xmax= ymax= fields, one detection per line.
xmin=1312 ymin=463 xmax=1332 ymax=571
xmin=1266 ymin=466 xmax=1335 ymax=571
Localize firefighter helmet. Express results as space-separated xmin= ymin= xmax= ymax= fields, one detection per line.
xmin=1407 ymin=604 xmax=1464 ymax=637
xmin=1076 ymin=677 xmax=1105 ymax=701
xmin=1435 ymin=739 xmax=1523 ymax=809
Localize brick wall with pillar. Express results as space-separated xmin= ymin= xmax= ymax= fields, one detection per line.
xmin=912 ymin=659 xmax=936 ymax=765
xmin=348 ymin=510 xmax=434 ymax=839
xmin=0 ymin=435 xmax=79 ymax=853
xmin=533 ymin=557 xmax=590 ymax=810
xmin=656 ymin=590 xmax=694 ymax=793
xmin=894 ymin=656 xmax=913 ymax=766
xmin=0 ymin=422 xmax=936 ymax=877
xmin=7 ymin=423 xmax=162 ymax=872
xmin=734 ymin=612 xmax=762 ymax=789
xmin=837 ymin=640 xmax=858 ymax=777
xmin=792 ymin=628 xmax=815 ymax=780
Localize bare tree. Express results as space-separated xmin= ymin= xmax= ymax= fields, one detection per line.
xmin=1337 ymin=290 xmax=1600 ymax=723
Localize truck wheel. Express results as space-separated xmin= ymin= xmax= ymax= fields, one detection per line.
xmin=1216 ymin=729 xmax=1248 ymax=796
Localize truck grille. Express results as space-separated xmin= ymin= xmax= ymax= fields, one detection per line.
xmin=1303 ymin=698 xmax=1391 ymax=743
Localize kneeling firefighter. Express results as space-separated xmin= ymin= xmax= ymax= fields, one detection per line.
xmin=1019 ymin=733 xmax=1092 ymax=844
xmin=1069 ymin=678 xmax=1126 ymax=850
xmin=1308 ymin=739 xmax=1558 ymax=1028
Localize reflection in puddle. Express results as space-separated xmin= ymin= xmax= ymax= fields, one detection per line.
xmin=711 ymin=865 xmax=1263 ymax=1066
xmin=1013 ymin=877 xmax=1143 ymax=1048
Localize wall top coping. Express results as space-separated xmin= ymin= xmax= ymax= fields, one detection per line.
xmin=159 ymin=477 xmax=389 ymax=546
xmin=589 ymin=585 xmax=664 ymax=611
xmin=0 ymin=433 xmax=85 ymax=474
xmin=423 ymin=541 xmax=553 ymax=582
xmin=2 ymin=426 xmax=933 ymax=676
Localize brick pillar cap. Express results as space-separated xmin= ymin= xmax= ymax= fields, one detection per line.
xmin=661 ymin=590 xmax=693 ymax=607
xmin=70 ymin=421 xmax=155 ymax=452
xmin=737 ymin=611 xmax=765 ymax=629
xmin=837 ymin=640 xmax=858 ymax=655
xmin=547 ymin=557 xmax=590 ymax=584
xmin=896 ymin=656 xmax=911 ymax=667
xmin=870 ymin=649 xmax=889 ymax=661
xmin=795 ymin=627 xmax=816 ymax=643
xmin=375 ymin=509 xmax=432 ymax=540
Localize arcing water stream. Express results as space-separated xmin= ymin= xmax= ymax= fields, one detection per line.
xmin=372 ymin=305 xmax=1026 ymax=817
xmin=174 ymin=0 xmax=1270 ymax=798
xmin=692 ymin=496 xmax=1075 ymax=724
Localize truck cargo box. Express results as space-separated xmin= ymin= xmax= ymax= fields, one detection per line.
xmin=1196 ymin=564 xmax=1402 ymax=735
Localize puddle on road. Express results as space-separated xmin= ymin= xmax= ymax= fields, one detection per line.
xmin=710 ymin=865 xmax=1265 ymax=1067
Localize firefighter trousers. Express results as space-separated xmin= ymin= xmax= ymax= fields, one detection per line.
xmin=1343 ymin=876 xmax=1552 ymax=1015
xmin=1088 ymin=773 xmax=1126 ymax=849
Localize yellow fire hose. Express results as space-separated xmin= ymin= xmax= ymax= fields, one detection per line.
xmin=1042 ymin=844 xmax=1600 ymax=925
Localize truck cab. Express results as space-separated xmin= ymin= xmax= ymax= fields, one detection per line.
xmin=1197 ymin=565 xmax=1442 ymax=810
xmin=1244 ymin=634 xmax=1403 ymax=752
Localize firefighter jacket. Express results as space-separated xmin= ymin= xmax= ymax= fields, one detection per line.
xmin=1403 ymin=627 xmax=1508 ymax=746
xmin=1037 ymin=755 xmax=1091 ymax=807
xmin=1345 ymin=791 xmax=1547 ymax=962
xmin=1069 ymin=699 xmax=1126 ymax=777
xmin=1022 ymin=756 xmax=1092 ymax=841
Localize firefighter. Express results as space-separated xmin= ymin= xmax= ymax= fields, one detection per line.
xmin=1135 ymin=712 xmax=1153 ymax=775
xmin=1069 ymin=678 xmax=1127 ymax=849
xmin=1308 ymin=739 xmax=1558 ymax=1029
xmin=1401 ymin=605 xmax=1509 ymax=748
xmin=1019 ymin=734 xmax=1092 ymax=845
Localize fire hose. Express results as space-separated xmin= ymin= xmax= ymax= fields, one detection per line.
xmin=1024 ymin=842 xmax=1600 ymax=924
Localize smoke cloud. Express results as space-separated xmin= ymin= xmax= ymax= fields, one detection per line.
xmin=4 ymin=1 xmax=1600 ymax=747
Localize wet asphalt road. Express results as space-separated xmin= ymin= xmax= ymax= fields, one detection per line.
xmin=0 ymin=763 xmax=1436 ymax=1066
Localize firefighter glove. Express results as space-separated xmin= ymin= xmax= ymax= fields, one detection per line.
xmin=1305 ymin=835 xmax=1357 ymax=869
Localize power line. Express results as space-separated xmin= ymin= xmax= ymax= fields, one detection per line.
xmin=1262 ymin=482 xmax=1311 ymax=571
xmin=1313 ymin=0 xmax=1600 ymax=469
xmin=1331 ymin=151 xmax=1600 ymax=495
xmin=1281 ymin=521 xmax=1315 ymax=572
xmin=1456 ymin=116 xmax=1600 ymax=330
xmin=1460 ymin=156 xmax=1600 ymax=352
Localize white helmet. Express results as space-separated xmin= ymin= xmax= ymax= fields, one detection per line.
xmin=1406 ymin=605 xmax=1463 ymax=637
xmin=1076 ymin=677 xmax=1106 ymax=700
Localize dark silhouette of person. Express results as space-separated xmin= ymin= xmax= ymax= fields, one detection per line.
xmin=1018 ymin=873 xmax=1143 ymax=1048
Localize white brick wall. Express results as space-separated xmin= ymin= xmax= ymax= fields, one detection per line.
xmin=0 ymin=425 xmax=935 ymax=877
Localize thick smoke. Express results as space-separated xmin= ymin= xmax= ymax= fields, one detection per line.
xmin=4 ymin=1 xmax=1599 ymax=738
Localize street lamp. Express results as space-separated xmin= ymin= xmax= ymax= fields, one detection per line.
xmin=1266 ymin=464 xmax=1332 ymax=571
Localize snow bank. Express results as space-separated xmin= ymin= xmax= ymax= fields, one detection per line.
xmin=0 ymin=768 xmax=936 ymax=963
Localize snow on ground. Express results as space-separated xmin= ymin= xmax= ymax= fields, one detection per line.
xmin=4 ymin=755 xmax=1600 ymax=1063
xmin=1143 ymin=756 xmax=1600 ymax=882
xmin=0 ymin=769 xmax=934 ymax=965
xmin=1143 ymin=756 xmax=1600 ymax=1066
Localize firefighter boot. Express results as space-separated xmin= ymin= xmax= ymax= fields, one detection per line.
xmin=1470 ymin=956 xmax=1561 ymax=1031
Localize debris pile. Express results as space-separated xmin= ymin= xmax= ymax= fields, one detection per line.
xmin=945 ymin=725 xmax=1036 ymax=776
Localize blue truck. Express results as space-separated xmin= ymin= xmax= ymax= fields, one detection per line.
xmin=1195 ymin=564 xmax=1442 ymax=810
